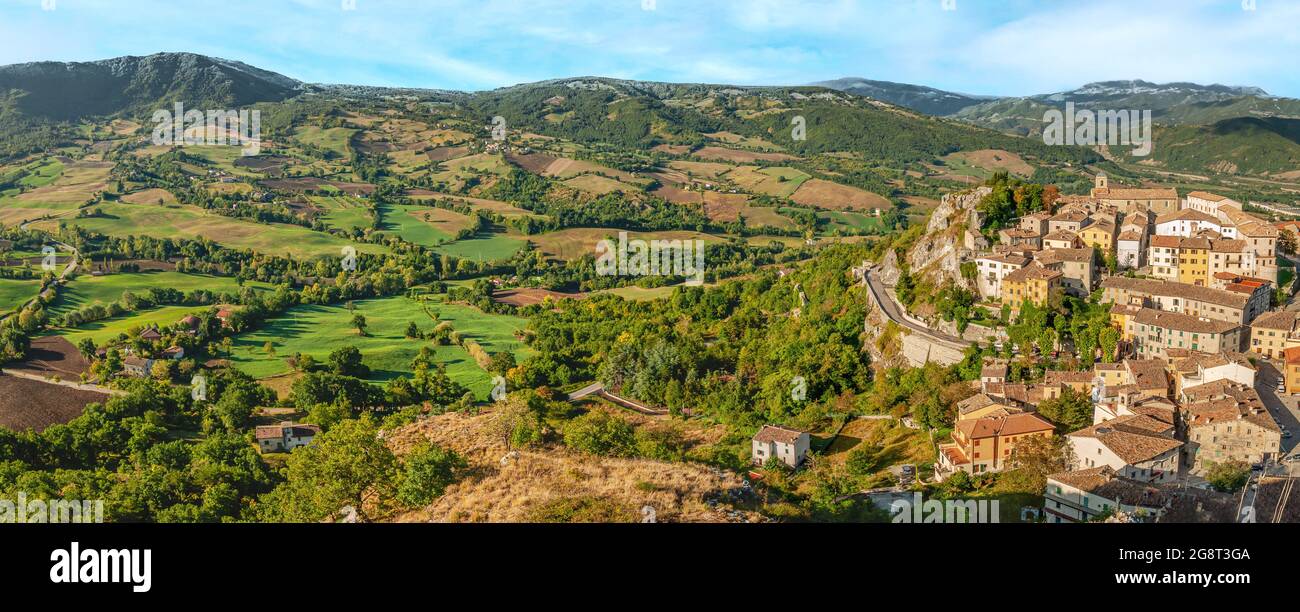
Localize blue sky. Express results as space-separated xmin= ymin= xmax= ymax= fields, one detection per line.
xmin=2 ymin=0 xmax=1299 ymax=96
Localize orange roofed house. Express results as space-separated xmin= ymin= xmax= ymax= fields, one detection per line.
xmin=937 ymin=411 xmax=1055 ymax=480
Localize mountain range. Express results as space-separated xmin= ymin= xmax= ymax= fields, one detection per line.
xmin=2 ymin=52 xmax=1299 ymax=176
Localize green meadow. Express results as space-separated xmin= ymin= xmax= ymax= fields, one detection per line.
xmin=313 ymin=195 xmax=374 ymax=232
xmin=50 ymin=271 xmax=273 ymax=317
xmin=59 ymin=305 xmax=215 ymax=346
xmin=227 ymin=295 xmax=530 ymax=398
xmin=0 ymin=278 xmax=41 ymax=315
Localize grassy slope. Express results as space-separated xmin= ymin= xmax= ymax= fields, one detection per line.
xmin=227 ymin=295 xmax=530 ymax=398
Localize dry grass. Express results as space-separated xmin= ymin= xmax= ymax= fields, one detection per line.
xmin=790 ymin=179 xmax=892 ymax=211
xmin=122 ymin=188 xmax=177 ymax=205
xmin=385 ymin=410 xmax=755 ymax=523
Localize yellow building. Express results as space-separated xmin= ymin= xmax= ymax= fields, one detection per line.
xmin=1285 ymin=348 xmax=1300 ymax=395
xmin=1079 ymin=220 xmax=1117 ymax=255
xmin=1177 ymin=237 xmax=1210 ymax=287
xmin=1001 ymin=264 xmax=1063 ymax=309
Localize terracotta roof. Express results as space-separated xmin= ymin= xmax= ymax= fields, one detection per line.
xmin=1286 ymin=346 xmax=1300 ymax=365
xmin=1155 ymin=209 xmax=1219 ymax=224
xmin=1100 ymin=276 xmax=1253 ymax=309
xmin=1004 ymin=263 xmax=1062 ymax=284
xmin=1043 ymin=230 xmax=1081 ymax=243
xmin=753 ymin=425 xmax=807 ymax=444
xmin=255 ymin=422 xmax=321 ymax=440
xmin=1117 ymin=230 xmax=1144 ymax=242
xmin=957 ymin=412 xmax=1055 ymax=439
xmin=1183 ymin=390 xmax=1279 ymax=433
xmin=1094 ymin=187 xmax=1179 ymax=200
xmin=1048 ymin=466 xmax=1168 ymax=508
xmin=1251 ymin=310 xmax=1300 ymax=331
xmin=1045 ymin=370 xmax=1096 ymax=385
xmin=1172 ymin=350 xmax=1254 ymax=374
xmin=1069 ymin=415 xmax=1183 ymax=464
xmin=1132 ymin=308 xmax=1240 ymax=335
xmin=1035 ymin=248 xmax=1093 ymax=265
xmin=1124 ymin=359 xmax=1170 ymax=392
xmin=1187 ymin=191 xmax=1233 ymax=203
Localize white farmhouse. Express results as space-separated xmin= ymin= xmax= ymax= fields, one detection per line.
xmin=255 ymin=422 xmax=322 ymax=453
xmin=752 ymin=425 xmax=811 ymax=468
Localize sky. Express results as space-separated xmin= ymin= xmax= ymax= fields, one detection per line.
xmin=2 ymin=0 xmax=1299 ymax=97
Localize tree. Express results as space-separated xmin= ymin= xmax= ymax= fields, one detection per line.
xmin=1206 ymin=460 xmax=1251 ymax=493
xmin=488 ymin=351 xmax=516 ymax=376
xmin=256 ymin=416 xmax=397 ymax=522
xmin=1280 ymin=229 xmax=1297 ymax=256
xmin=263 ymin=341 xmax=276 ymax=358
xmin=351 ymin=313 xmax=368 ymax=336
xmin=327 ymin=346 xmax=370 ymax=378
xmin=1036 ymin=387 xmax=1093 ymax=432
xmin=1007 ymin=435 xmax=1074 ymax=490
xmin=563 ymin=411 xmax=636 ymax=457
xmin=77 ymin=337 xmax=97 ymax=361
xmin=490 ymin=396 xmax=544 ymax=448
xmin=396 ymin=444 xmax=467 ymax=507
xmin=405 ymin=321 xmax=421 ymax=339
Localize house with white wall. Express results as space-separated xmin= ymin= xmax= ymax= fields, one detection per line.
xmin=752 ymin=425 xmax=811 ymax=468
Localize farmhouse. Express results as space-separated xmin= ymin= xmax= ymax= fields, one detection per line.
xmin=752 ymin=425 xmax=810 ymax=468
xmin=255 ymin=422 xmax=322 ymax=453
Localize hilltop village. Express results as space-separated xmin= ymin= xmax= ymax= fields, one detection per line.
xmin=854 ymin=173 xmax=1299 ymax=522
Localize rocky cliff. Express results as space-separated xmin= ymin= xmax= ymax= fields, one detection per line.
xmin=881 ymin=186 xmax=990 ymax=293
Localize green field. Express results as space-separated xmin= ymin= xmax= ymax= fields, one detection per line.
xmin=314 ymin=195 xmax=374 ymax=232
xmin=51 ymin=271 xmax=272 ymax=317
xmin=0 ymin=278 xmax=41 ymax=315
xmin=31 ymin=202 xmax=386 ymax=259
xmin=295 ymin=126 xmax=356 ymax=158
xmin=227 ymin=295 xmax=530 ymax=397
xmin=379 ymin=203 xmax=456 ymax=247
xmin=59 ymin=305 xmax=214 ymax=346
xmin=431 ymin=233 xmax=526 ymax=261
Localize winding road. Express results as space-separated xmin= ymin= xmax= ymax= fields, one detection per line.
xmin=862 ymin=266 xmax=973 ymax=351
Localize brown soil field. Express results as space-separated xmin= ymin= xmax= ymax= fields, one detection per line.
xmin=426 ymin=146 xmax=471 ymax=163
xmin=0 ymin=375 xmax=108 ymax=433
xmin=650 ymin=184 xmax=703 ymax=204
xmin=233 ymin=155 xmax=293 ymax=172
xmin=693 ymin=146 xmax=797 ymax=163
xmin=385 ymin=410 xmax=756 ymax=523
xmin=701 ymin=192 xmax=751 ymax=222
xmin=491 ymin=288 xmax=587 ymax=307
xmin=652 ymin=144 xmax=693 ymax=155
xmin=504 ymin=151 xmax=559 ymax=174
xmin=6 ymin=336 xmax=92 ymax=379
xmin=790 ymin=179 xmax=892 ymax=211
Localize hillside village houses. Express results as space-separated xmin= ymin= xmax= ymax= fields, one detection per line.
xmin=944 ymin=172 xmax=1292 ymax=501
